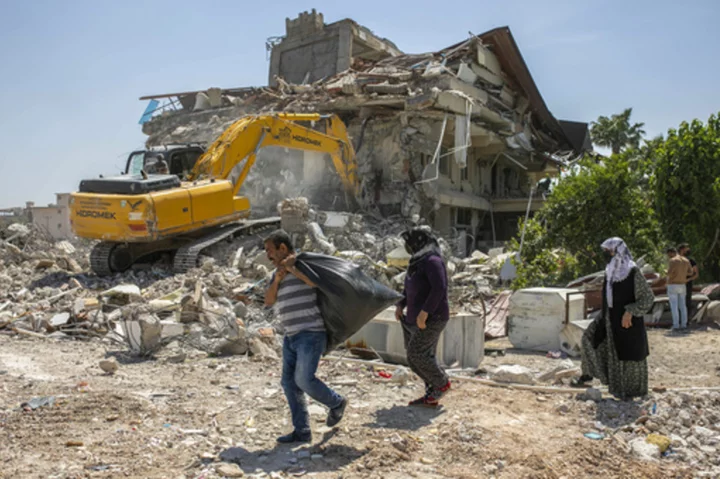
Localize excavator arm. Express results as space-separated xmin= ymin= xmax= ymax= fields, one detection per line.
xmin=71 ymin=113 xmax=360 ymax=277
xmin=189 ymin=113 xmax=359 ymax=200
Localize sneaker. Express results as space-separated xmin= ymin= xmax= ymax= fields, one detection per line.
xmin=277 ymin=431 xmax=311 ymax=444
xmin=429 ymin=381 xmax=451 ymax=401
xmin=327 ymin=398 xmax=348 ymax=427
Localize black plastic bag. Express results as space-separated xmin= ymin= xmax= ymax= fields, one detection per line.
xmin=294 ymin=252 xmax=403 ymax=354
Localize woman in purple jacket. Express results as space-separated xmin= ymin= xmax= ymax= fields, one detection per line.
xmin=395 ymin=227 xmax=451 ymax=407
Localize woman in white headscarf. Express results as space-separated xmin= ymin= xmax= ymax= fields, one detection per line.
xmin=574 ymin=238 xmax=655 ymax=399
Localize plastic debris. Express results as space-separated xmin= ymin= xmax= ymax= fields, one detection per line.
xmin=21 ymin=396 xmax=56 ymax=411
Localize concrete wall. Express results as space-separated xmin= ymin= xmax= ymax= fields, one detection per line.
xmin=434 ymin=206 xmax=453 ymax=237
xmin=279 ymin=36 xmax=340 ymax=85
xmin=269 ymin=12 xmax=399 ymax=87
xmin=32 ymin=206 xmax=72 ymax=240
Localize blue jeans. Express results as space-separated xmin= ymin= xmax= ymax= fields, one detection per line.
xmin=281 ymin=331 xmax=343 ymax=435
xmin=667 ymin=284 xmax=688 ymax=329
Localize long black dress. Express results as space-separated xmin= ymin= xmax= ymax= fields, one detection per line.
xmin=581 ymin=267 xmax=655 ymax=398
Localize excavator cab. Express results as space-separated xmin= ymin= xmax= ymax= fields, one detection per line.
xmin=125 ymin=145 xmax=205 ymax=180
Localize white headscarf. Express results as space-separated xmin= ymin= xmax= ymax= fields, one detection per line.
xmin=601 ymin=237 xmax=637 ymax=308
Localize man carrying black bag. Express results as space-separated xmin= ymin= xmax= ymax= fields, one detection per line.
xmin=264 ymin=230 xmax=348 ymax=444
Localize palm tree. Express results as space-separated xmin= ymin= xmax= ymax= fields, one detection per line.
xmin=590 ymin=108 xmax=646 ymax=154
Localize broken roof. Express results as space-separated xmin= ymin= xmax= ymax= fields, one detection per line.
xmin=477 ymin=27 xmax=570 ymax=147
xmin=140 ymin=22 xmax=588 ymax=157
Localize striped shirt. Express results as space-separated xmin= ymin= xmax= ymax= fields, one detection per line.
xmin=272 ymin=272 xmax=325 ymax=336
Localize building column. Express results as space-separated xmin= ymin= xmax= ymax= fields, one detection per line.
xmin=470 ymin=210 xmax=480 ymax=252
xmin=336 ymin=24 xmax=353 ymax=73
xmin=268 ymin=48 xmax=282 ymax=87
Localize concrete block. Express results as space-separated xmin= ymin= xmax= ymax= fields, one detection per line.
xmin=122 ymin=315 xmax=163 ymax=354
xmin=476 ymin=43 xmax=502 ymax=76
xmin=490 ymin=365 xmax=535 ymax=385
xmin=439 ymin=76 xmax=489 ymax=104
xmin=469 ymin=62 xmax=503 ymax=87
xmin=559 ymin=319 xmax=593 ymax=357
xmin=347 ymin=308 xmax=484 ymax=369
xmin=508 ymin=288 xmax=584 ymax=352
xmin=160 ymin=320 xmax=184 ymax=339
xmin=456 ymin=63 xmax=478 ymax=84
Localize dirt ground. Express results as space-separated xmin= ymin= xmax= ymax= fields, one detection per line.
xmin=1 ymin=326 xmax=718 ymax=479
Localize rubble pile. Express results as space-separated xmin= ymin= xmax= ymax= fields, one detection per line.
xmin=0 ymin=223 xmax=90 ymax=275
xmin=143 ymin=36 xmax=531 ymax=149
xmin=580 ymin=391 xmax=720 ymax=475
xmin=0 ymin=196 xmax=509 ymax=355
xmin=141 ymin=31 xmax=577 ymax=222
xmin=0 ymin=223 xmax=278 ymax=357
xmin=273 ymin=199 xmax=501 ymax=311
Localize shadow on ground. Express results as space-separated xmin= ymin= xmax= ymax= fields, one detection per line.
xmin=363 ymin=404 xmax=445 ymax=431
xmin=105 ymin=350 xmax=155 ymax=366
xmin=219 ymin=430 xmax=367 ymax=475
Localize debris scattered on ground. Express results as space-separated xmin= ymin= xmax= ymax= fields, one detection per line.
xmin=488 ymin=365 xmax=536 ymax=385
xmin=580 ymin=390 xmax=720 ymax=475
xmin=98 ymin=358 xmax=119 ymax=375
xmin=0 ymin=198 xmax=507 ymax=357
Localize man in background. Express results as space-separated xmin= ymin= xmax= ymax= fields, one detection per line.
xmin=679 ymin=243 xmax=699 ymax=318
xmin=666 ymin=247 xmax=693 ymax=333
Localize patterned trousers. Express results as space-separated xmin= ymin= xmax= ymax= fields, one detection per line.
xmin=402 ymin=319 xmax=449 ymax=390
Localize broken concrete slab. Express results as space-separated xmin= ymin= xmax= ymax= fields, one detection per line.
xmin=629 ymin=437 xmax=661 ymax=461
xmin=489 ymin=365 xmax=536 ymax=385
xmin=248 ymin=337 xmax=279 ymax=360
xmin=122 ymin=315 xmax=163 ymax=355
xmin=54 ymin=241 xmax=76 ymax=255
xmin=102 ymin=284 xmax=142 ymax=303
xmin=536 ymin=359 xmax=577 ymax=382
xmin=46 ymin=312 xmax=70 ymax=330
xmin=213 ymin=339 xmax=249 ymax=356
xmin=160 ymin=320 xmax=184 ymax=339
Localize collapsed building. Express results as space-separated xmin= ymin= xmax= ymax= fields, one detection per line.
xmin=139 ymin=10 xmax=591 ymax=256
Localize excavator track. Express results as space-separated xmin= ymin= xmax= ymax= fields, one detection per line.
xmin=173 ymin=217 xmax=280 ymax=273
xmin=90 ymin=242 xmax=116 ymax=276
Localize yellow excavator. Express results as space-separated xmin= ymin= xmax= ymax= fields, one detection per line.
xmin=70 ymin=113 xmax=359 ymax=276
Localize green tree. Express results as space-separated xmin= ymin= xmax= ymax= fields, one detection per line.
xmin=590 ymin=108 xmax=646 ymax=154
xmin=651 ymin=113 xmax=720 ymax=278
xmin=508 ymin=218 xmax=579 ymax=290
xmin=510 ymin=153 xmax=663 ymax=287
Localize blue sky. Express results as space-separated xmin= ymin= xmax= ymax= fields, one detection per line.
xmin=1 ymin=0 xmax=718 ymax=208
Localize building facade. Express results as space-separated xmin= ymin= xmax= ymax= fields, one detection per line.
xmin=138 ymin=12 xmax=591 ymax=255
xmin=31 ymin=193 xmax=73 ymax=240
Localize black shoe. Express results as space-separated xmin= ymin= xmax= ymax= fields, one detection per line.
xmin=327 ymin=398 xmax=348 ymax=427
xmin=571 ymin=375 xmax=592 ymax=388
xmin=277 ymin=431 xmax=311 ymax=444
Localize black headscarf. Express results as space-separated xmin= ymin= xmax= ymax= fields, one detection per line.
xmin=401 ymin=228 xmax=442 ymax=277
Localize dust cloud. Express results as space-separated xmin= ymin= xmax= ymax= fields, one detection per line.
xmin=240 ymin=146 xmax=347 ymax=217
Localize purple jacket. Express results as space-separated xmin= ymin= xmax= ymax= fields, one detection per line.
xmin=398 ymin=254 xmax=449 ymax=325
